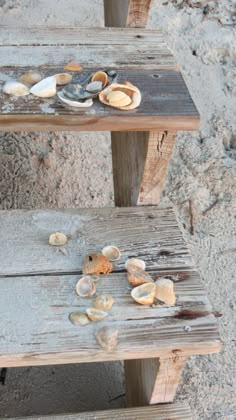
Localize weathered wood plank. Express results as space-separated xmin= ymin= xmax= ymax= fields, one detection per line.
xmin=9 ymin=402 xmax=192 ymax=419
xmin=126 ymin=0 xmax=152 ymax=27
xmin=104 ymin=0 xmax=152 ymax=28
xmin=0 ymin=207 xmax=193 ymax=276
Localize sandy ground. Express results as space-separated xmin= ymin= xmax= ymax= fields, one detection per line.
xmin=0 ymin=0 xmax=236 ymax=419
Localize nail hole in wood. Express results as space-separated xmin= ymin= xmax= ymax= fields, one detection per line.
xmin=89 ymin=256 xmax=93 ymax=261
xmin=152 ymin=74 xmax=160 ymax=78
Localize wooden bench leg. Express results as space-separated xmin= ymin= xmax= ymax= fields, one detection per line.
xmin=104 ymin=0 xmax=152 ymax=28
xmin=111 ymin=131 xmax=176 ymax=206
xmin=124 ymin=356 xmax=188 ymax=406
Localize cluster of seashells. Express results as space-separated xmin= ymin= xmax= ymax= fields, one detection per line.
xmin=2 ymin=64 xmax=141 ymax=111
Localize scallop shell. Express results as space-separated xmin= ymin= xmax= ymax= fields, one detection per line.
xmin=86 ymin=308 xmax=108 ymax=322
xmin=93 ymin=294 xmax=115 ymax=311
xmin=49 ymin=232 xmax=67 ymax=246
xmin=76 ymin=276 xmax=96 ymax=297
xmin=54 ymin=73 xmax=72 ymax=85
xmin=86 ymin=81 xmax=103 ymax=93
xmin=69 ymin=312 xmax=90 ymax=326
xmin=30 ymin=76 xmax=56 ymax=98
xmin=125 ymin=258 xmax=146 ymax=271
xmin=102 ymin=246 xmax=121 ymax=262
xmin=99 ymin=82 xmax=141 ymax=110
xmin=127 ymin=265 xmax=153 ymax=287
xmin=131 ymin=283 xmax=156 ymax=305
xmin=64 ymin=61 xmax=82 ymax=72
xmin=82 ymin=253 xmax=113 ymax=275
xmin=155 ymin=278 xmax=176 ymax=306
xmin=3 ymin=80 xmax=29 ymax=96
xmin=95 ymin=326 xmax=118 ymax=350
xmin=91 ymin=71 xmax=108 ymax=88
xmin=57 ymin=91 xmax=93 ymax=108
xmin=18 ymin=71 xmax=43 ymax=86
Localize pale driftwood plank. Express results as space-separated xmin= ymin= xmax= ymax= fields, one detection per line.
xmin=0 ymin=207 xmax=193 ymax=276
xmin=9 ymin=403 xmax=192 ymax=419
xmin=104 ymin=0 xmax=152 ymax=28
xmin=126 ymin=0 xmax=152 ymax=28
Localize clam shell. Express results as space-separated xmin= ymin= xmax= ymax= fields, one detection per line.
xmin=54 ymin=73 xmax=72 ymax=86
xmin=82 ymin=253 xmax=113 ymax=275
xmin=57 ymin=91 xmax=93 ymax=108
xmin=69 ymin=312 xmax=90 ymax=326
xmin=18 ymin=71 xmax=43 ymax=86
xmin=86 ymin=308 xmax=108 ymax=322
xmin=127 ymin=265 xmax=153 ymax=287
xmin=125 ymin=258 xmax=146 ymax=271
xmin=131 ymin=283 xmax=156 ymax=305
xmin=76 ymin=276 xmax=96 ymax=297
xmin=102 ymin=246 xmax=121 ymax=262
xmin=106 ymin=90 xmax=132 ymax=107
xmin=93 ymin=294 xmax=115 ymax=311
xmin=155 ymin=278 xmax=176 ymax=306
xmin=86 ymin=81 xmax=103 ymax=93
xmin=99 ymin=83 xmax=141 ymax=110
xmin=91 ymin=71 xmax=108 ymax=88
xmin=49 ymin=232 xmax=67 ymax=246
xmin=30 ymin=76 xmax=56 ymax=98
xmin=3 ymin=80 xmax=29 ymax=96
xmin=95 ymin=326 xmax=118 ymax=350
xmin=64 ymin=61 xmax=82 ymax=72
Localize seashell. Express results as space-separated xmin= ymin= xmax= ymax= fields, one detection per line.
xmin=3 ymin=80 xmax=29 ymax=96
xmin=30 ymin=76 xmax=56 ymax=98
xmin=64 ymin=61 xmax=82 ymax=72
xmin=82 ymin=253 xmax=113 ymax=275
xmin=49 ymin=232 xmax=67 ymax=246
xmin=57 ymin=91 xmax=93 ymax=108
xmin=95 ymin=326 xmax=118 ymax=351
xmin=91 ymin=71 xmax=108 ymax=88
xmin=106 ymin=90 xmax=132 ymax=107
xmin=54 ymin=73 xmax=72 ymax=86
xmin=18 ymin=71 xmax=43 ymax=86
xmin=62 ymin=84 xmax=82 ymax=99
xmin=127 ymin=265 xmax=153 ymax=287
xmin=93 ymin=294 xmax=115 ymax=311
xmin=86 ymin=307 xmax=108 ymax=322
xmin=125 ymin=258 xmax=146 ymax=271
xmin=86 ymin=81 xmax=103 ymax=93
xmin=69 ymin=312 xmax=90 ymax=326
xmin=99 ymin=83 xmax=141 ymax=110
xmin=76 ymin=276 xmax=96 ymax=297
xmin=131 ymin=283 xmax=156 ymax=305
xmin=155 ymin=278 xmax=176 ymax=306
xmin=102 ymin=246 xmax=121 ymax=262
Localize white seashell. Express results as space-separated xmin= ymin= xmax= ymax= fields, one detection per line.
xmin=86 ymin=308 xmax=108 ymax=322
xmin=93 ymin=294 xmax=115 ymax=311
xmin=3 ymin=80 xmax=29 ymax=96
xmin=69 ymin=312 xmax=90 ymax=326
xmin=125 ymin=258 xmax=146 ymax=271
xmin=18 ymin=71 xmax=43 ymax=86
xmin=131 ymin=283 xmax=156 ymax=305
xmin=155 ymin=278 xmax=176 ymax=306
xmin=54 ymin=73 xmax=72 ymax=86
xmin=49 ymin=232 xmax=67 ymax=246
xmin=95 ymin=326 xmax=118 ymax=350
xmin=57 ymin=91 xmax=93 ymax=108
xmin=76 ymin=276 xmax=96 ymax=297
xmin=102 ymin=246 xmax=121 ymax=262
xmin=30 ymin=76 xmax=56 ymax=98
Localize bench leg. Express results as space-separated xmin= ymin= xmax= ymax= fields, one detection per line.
xmin=111 ymin=131 xmax=176 ymax=206
xmin=124 ymin=356 xmax=188 ymax=406
xmin=104 ymin=0 xmax=152 ymax=28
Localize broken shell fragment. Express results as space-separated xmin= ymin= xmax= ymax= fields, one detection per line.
xmin=82 ymin=253 xmax=113 ymax=275
xmin=155 ymin=278 xmax=176 ymax=306
xmin=102 ymin=246 xmax=121 ymax=262
xmin=54 ymin=73 xmax=72 ymax=85
xmin=49 ymin=232 xmax=67 ymax=246
xmin=99 ymin=83 xmax=141 ymax=110
xmin=76 ymin=276 xmax=96 ymax=298
xmin=18 ymin=71 xmax=43 ymax=86
xmin=131 ymin=283 xmax=156 ymax=305
xmin=3 ymin=80 xmax=30 ymax=96
xmin=91 ymin=71 xmax=108 ymax=88
xmin=93 ymin=294 xmax=115 ymax=311
xmin=86 ymin=308 xmax=108 ymax=322
xmin=69 ymin=312 xmax=90 ymax=326
xmin=125 ymin=258 xmax=146 ymax=271
xmin=64 ymin=61 xmax=82 ymax=72
xmin=127 ymin=265 xmax=153 ymax=287
xmin=57 ymin=91 xmax=93 ymax=108
xmin=30 ymin=76 xmax=56 ymax=98
xmin=95 ymin=326 xmax=118 ymax=351
xmin=86 ymin=81 xmax=103 ymax=93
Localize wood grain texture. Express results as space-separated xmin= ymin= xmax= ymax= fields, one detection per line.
xmin=104 ymin=0 xmax=152 ymax=28
xmin=9 ymin=402 xmax=192 ymax=419
xmin=126 ymin=0 xmax=152 ymax=27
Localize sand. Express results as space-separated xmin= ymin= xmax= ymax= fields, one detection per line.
xmin=0 ymin=1 xmax=236 ymax=419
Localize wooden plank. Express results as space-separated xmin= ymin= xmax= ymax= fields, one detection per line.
xmin=8 ymin=402 xmax=193 ymax=419
xmin=0 ymin=207 xmax=193 ymax=276
xmin=104 ymin=0 xmax=151 ymax=28
xmin=126 ymin=0 xmax=152 ymax=27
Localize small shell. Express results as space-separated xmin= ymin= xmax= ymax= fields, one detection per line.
xmin=86 ymin=308 xmax=108 ymax=322
xmin=95 ymin=326 xmax=118 ymax=350
xmin=106 ymin=90 xmax=132 ymax=107
xmin=54 ymin=73 xmax=72 ymax=86
xmin=127 ymin=265 xmax=153 ymax=287
xmin=82 ymin=253 xmax=113 ymax=275
xmin=131 ymin=283 xmax=156 ymax=305
xmin=102 ymin=246 xmax=121 ymax=262
xmin=57 ymin=91 xmax=93 ymax=108
xmin=18 ymin=71 xmax=43 ymax=86
xmin=64 ymin=61 xmax=82 ymax=72
xmin=155 ymin=278 xmax=176 ymax=306
xmin=49 ymin=232 xmax=67 ymax=246
xmin=99 ymin=82 xmax=141 ymax=110
xmin=69 ymin=312 xmax=90 ymax=326
xmin=125 ymin=258 xmax=146 ymax=271
xmin=91 ymin=71 xmax=108 ymax=88
xmin=3 ymin=80 xmax=29 ymax=96
xmin=30 ymin=76 xmax=56 ymax=98
xmin=93 ymin=294 xmax=115 ymax=311
xmin=86 ymin=81 xmax=103 ymax=93
xmin=76 ymin=276 xmax=96 ymax=298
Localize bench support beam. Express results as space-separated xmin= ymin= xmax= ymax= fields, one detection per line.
xmin=104 ymin=0 xmax=152 ymax=28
